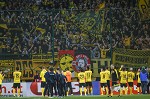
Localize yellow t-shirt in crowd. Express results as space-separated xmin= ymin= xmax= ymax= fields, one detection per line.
xmin=78 ymin=72 xmax=86 ymax=83
xmin=13 ymin=71 xmax=21 ymax=83
xmin=85 ymin=70 xmax=92 ymax=82
xmin=127 ymin=71 xmax=135 ymax=82
xmin=100 ymin=71 xmax=107 ymax=83
xmin=40 ymin=69 xmax=47 ymax=82
xmin=100 ymin=49 xmax=107 ymax=58
xmin=120 ymin=71 xmax=127 ymax=83
xmin=124 ymin=37 xmax=131 ymax=46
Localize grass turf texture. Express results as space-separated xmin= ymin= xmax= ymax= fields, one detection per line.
xmin=0 ymin=95 xmax=150 ymax=99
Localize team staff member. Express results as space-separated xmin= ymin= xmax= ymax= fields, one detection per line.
xmin=58 ymin=71 xmax=67 ymax=97
xmin=100 ymin=67 xmax=107 ymax=95
xmin=120 ymin=67 xmax=128 ymax=95
xmin=40 ymin=66 xmax=47 ymax=96
xmin=64 ymin=67 xmax=73 ymax=96
xmin=44 ymin=68 xmax=51 ymax=97
xmin=49 ymin=67 xmax=57 ymax=98
xmin=136 ymin=68 xmax=141 ymax=94
xmin=0 ymin=70 xmax=4 ymax=95
xmin=85 ymin=66 xmax=92 ymax=95
xmin=13 ymin=67 xmax=22 ymax=97
xmin=105 ymin=67 xmax=110 ymax=96
xmin=78 ymin=69 xmax=87 ymax=96
xmin=127 ymin=68 xmax=135 ymax=95
xmin=110 ymin=64 xmax=119 ymax=97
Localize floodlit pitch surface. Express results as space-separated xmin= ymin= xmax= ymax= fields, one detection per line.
xmin=0 ymin=95 xmax=150 ymax=99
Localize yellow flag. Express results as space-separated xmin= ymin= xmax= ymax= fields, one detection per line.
xmin=0 ymin=2 xmax=5 ymax=7
xmin=98 ymin=2 xmax=105 ymax=9
xmin=36 ymin=27 xmax=46 ymax=34
xmin=0 ymin=24 xmax=8 ymax=29
xmin=138 ymin=0 xmax=150 ymax=21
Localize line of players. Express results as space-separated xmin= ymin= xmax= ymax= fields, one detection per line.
xmin=71 ymin=64 xmax=148 ymax=97
xmin=99 ymin=65 xmax=149 ymax=96
xmin=0 ymin=64 xmax=148 ymax=97
xmin=40 ymin=66 xmax=93 ymax=97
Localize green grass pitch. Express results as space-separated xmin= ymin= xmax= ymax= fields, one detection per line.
xmin=0 ymin=95 xmax=150 ymax=99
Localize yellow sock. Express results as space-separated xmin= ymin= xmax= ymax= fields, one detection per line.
xmin=137 ymin=87 xmax=140 ymax=93
xmin=18 ymin=88 xmax=20 ymax=97
xmin=13 ymin=89 xmax=16 ymax=96
xmin=120 ymin=88 xmax=123 ymax=95
xmin=111 ymin=88 xmax=113 ymax=96
xmin=101 ymin=88 xmax=103 ymax=95
xmin=125 ymin=87 xmax=128 ymax=95
xmin=67 ymin=91 xmax=69 ymax=96
xmin=41 ymin=88 xmax=44 ymax=96
xmin=80 ymin=88 xmax=82 ymax=95
xmin=130 ymin=87 xmax=132 ymax=95
xmin=84 ymin=87 xmax=87 ymax=95
xmin=106 ymin=87 xmax=108 ymax=95
xmin=90 ymin=87 xmax=93 ymax=94
xmin=87 ymin=88 xmax=89 ymax=95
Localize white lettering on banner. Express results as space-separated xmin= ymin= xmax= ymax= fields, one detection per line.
xmin=1 ymin=83 xmax=26 ymax=97
xmin=37 ymin=82 xmax=41 ymax=93
xmin=71 ymin=82 xmax=79 ymax=93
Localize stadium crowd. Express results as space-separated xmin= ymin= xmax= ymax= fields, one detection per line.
xmin=0 ymin=0 xmax=149 ymax=59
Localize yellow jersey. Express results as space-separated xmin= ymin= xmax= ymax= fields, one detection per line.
xmin=127 ymin=72 xmax=135 ymax=82
xmin=105 ymin=70 xmax=110 ymax=80
xmin=0 ymin=73 xmax=4 ymax=85
xmin=40 ymin=69 xmax=47 ymax=82
xmin=100 ymin=71 xmax=107 ymax=83
xmin=120 ymin=71 xmax=127 ymax=83
xmin=78 ymin=72 xmax=86 ymax=83
xmin=136 ymin=72 xmax=141 ymax=83
xmin=13 ymin=71 xmax=21 ymax=83
xmin=85 ymin=70 xmax=92 ymax=82
xmin=100 ymin=49 xmax=107 ymax=59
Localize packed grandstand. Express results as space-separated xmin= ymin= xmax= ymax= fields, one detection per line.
xmin=0 ymin=0 xmax=149 ymax=97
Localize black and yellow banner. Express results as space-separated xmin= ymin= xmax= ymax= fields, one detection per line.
xmin=138 ymin=0 xmax=150 ymax=21
xmin=113 ymin=48 xmax=150 ymax=66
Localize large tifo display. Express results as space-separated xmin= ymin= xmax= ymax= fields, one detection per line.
xmin=1 ymin=81 xmax=148 ymax=97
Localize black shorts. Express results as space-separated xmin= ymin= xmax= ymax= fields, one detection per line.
xmin=86 ymin=82 xmax=92 ymax=87
xmin=13 ymin=83 xmax=20 ymax=88
xmin=79 ymin=83 xmax=86 ymax=87
xmin=0 ymin=85 xmax=1 ymax=89
xmin=112 ymin=81 xmax=117 ymax=86
xmin=101 ymin=83 xmax=107 ymax=87
xmin=120 ymin=83 xmax=127 ymax=87
xmin=128 ymin=82 xmax=133 ymax=87
xmin=41 ymin=81 xmax=46 ymax=88
xmin=67 ymin=82 xmax=72 ymax=88
xmin=137 ymin=83 xmax=141 ymax=87
xmin=107 ymin=80 xmax=110 ymax=87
